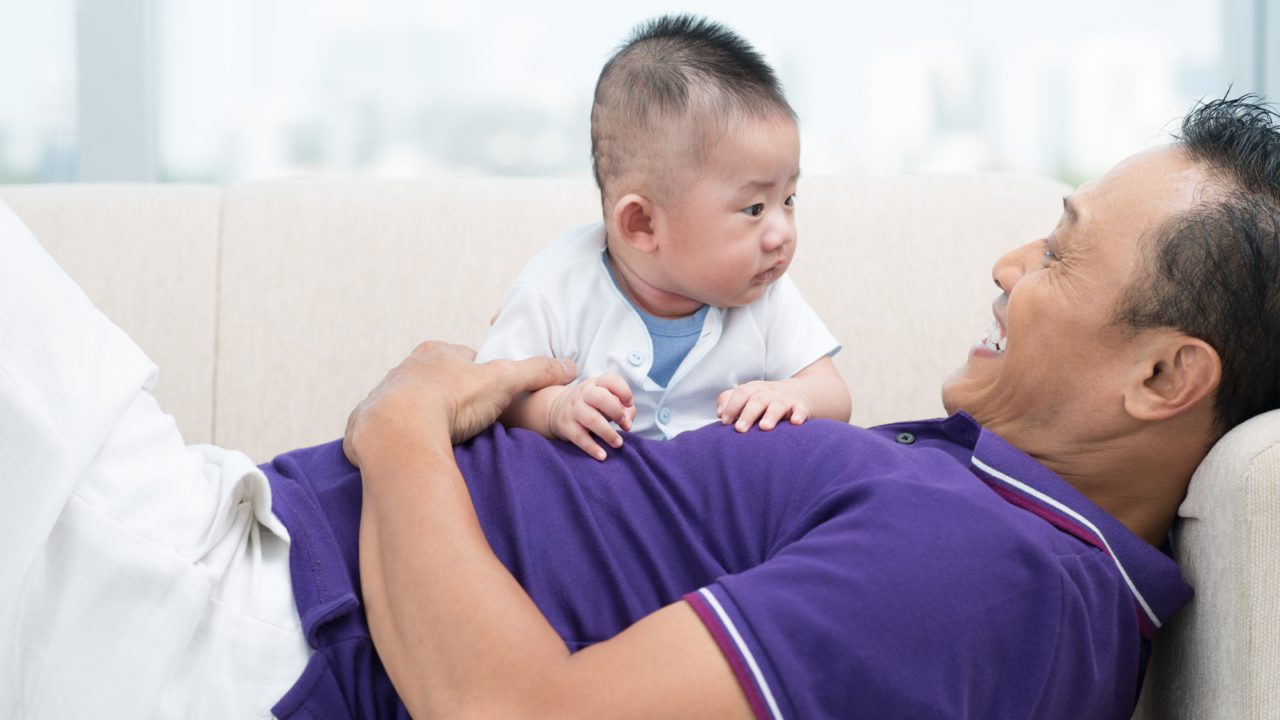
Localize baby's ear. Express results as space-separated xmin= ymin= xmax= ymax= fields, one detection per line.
xmin=612 ymin=194 xmax=657 ymax=252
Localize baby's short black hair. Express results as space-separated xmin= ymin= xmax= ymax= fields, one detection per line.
xmin=590 ymin=15 xmax=796 ymax=202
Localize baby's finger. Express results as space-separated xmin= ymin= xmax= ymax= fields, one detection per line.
xmin=565 ymin=421 xmax=609 ymax=461
xmin=595 ymin=373 xmax=635 ymax=408
xmin=719 ymin=389 xmax=750 ymax=424
xmin=584 ymin=385 xmax=632 ymax=425
xmin=758 ymin=401 xmax=793 ymax=431
xmin=735 ymin=396 xmax=769 ymax=432
xmin=789 ymin=405 xmax=811 ymax=425
xmin=715 ymin=388 xmax=734 ymax=418
xmin=578 ymin=406 xmax=625 ymax=450
xmin=621 ymin=404 xmax=637 ymax=431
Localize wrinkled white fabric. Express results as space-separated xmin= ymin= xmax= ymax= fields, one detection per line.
xmin=0 ymin=201 xmax=309 ymax=719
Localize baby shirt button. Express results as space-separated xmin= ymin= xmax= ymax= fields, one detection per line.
xmin=895 ymin=432 xmax=916 ymax=445
xmin=627 ymin=351 xmax=644 ymax=367
xmin=657 ymin=407 xmax=672 ymax=424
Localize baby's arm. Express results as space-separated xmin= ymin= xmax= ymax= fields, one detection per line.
xmin=500 ymin=374 xmax=638 ymax=460
xmin=716 ymin=356 xmax=851 ymax=432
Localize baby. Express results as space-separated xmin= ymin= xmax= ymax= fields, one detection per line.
xmin=477 ymin=15 xmax=851 ymax=459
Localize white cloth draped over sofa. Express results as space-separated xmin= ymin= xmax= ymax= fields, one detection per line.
xmin=2 ymin=176 xmax=1276 ymax=718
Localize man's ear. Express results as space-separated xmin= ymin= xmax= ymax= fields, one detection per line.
xmin=611 ymin=194 xmax=658 ymax=253
xmin=1124 ymin=333 xmax=1221 ymax=421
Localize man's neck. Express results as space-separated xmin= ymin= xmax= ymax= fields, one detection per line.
xmin=1015 ymin=418 xmax=1211 ymax=548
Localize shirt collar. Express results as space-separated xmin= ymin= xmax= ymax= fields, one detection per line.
xmin=964 ymin=417 xmax=1193 ymax=636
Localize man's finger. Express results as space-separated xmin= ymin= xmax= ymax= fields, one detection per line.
xmin=498 ymin=356 xmax=577 ymax=395
xmin=413 ymin=340 xmax=475 ymax=362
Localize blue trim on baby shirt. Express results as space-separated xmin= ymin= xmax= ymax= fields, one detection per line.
xmin=604 ymin=253 xmax=708 ymax=387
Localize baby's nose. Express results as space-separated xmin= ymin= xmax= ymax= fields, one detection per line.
xmin=763 ymin=223 xmax=794 ymax=252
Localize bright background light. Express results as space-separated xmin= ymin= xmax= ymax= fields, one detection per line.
xmin=2 ymin=0 xmax=1272 ymax=185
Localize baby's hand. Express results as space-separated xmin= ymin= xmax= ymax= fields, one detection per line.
xmin=717 ymin=380 xmax=811 ymax=432
xmin=548 ymin=373 xmax=637 ymax=460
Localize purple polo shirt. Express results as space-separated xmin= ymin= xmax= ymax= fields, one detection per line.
xmin=263 ymin=413 xmax=1190 ymax=719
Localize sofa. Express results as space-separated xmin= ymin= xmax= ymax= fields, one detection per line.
xmin=2 ymin=175 xmax=1276 ymax=718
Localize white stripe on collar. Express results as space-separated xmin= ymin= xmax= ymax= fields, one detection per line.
xmin=970 ymin=456 xmax=1161 ymax=629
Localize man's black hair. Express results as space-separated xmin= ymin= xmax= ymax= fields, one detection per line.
xmin=1116 ymin=94 xmax=1280 ymax=431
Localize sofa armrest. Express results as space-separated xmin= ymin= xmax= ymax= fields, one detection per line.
xmin=1137 ymin=409 xmax=1280 ymax=718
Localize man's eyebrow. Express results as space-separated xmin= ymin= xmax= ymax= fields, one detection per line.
xmin=1062 ymin=195 xmax=1079 ymax=224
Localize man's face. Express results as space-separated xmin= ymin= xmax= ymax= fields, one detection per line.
xmin=651 ymin=116 xmax=800 ymax=309
xmin=941 ymin=146 xmax=1210 ymax=447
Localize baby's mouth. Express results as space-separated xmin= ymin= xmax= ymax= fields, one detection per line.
xmin=754 ymin=262 xmax=783 ymax=283
xmin=982 ymin=317 xmax=1007 ymax=352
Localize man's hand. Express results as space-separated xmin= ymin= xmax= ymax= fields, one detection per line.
xmin=716 ymin=379 xmax=813 ymax=432
xmin=343 ymin=341 xmax=575 ymax=468
xmin=547 ymin=373 xmax=637 ymax=461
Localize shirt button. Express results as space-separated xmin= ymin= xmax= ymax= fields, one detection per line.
xmin=657 ymin=407 xmax=672 ymax=424
xmin=895 ymin=432 xmax=916 ymax=445
xmin=627 ymin=351 xmax=644 ymax=367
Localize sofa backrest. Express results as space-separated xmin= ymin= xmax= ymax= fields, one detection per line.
xmin=2 ymin=174 xmax=1069 ymax=460
xmin=0 ymin=184 xmax=222 ymax=442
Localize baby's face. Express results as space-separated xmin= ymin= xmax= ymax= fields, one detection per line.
xmin=653 ymin=116 xmax=800 ymax=308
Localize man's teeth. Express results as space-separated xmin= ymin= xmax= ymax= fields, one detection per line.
xmin=984 ymin=319 xmax=1007 ymax=352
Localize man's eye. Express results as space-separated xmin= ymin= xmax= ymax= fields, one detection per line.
xmin=784 ymin=193 xmax=796 ymax=207
xmin=743 ymin=203 xmax=765 ymax=217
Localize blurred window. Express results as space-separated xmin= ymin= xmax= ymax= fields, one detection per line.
xmin=0 ymin=1 xmax=77 ymax=182
xmin=0 ymin=0 xmax=1249 ymax=184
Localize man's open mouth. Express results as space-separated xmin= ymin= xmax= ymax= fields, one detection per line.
xmin=983 ymin=317 xmax=1007 ymax=352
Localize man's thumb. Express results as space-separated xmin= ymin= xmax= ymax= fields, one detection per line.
xmin=512 ymin=356 xmax=576 ymax=393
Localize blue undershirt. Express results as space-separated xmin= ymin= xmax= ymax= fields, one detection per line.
xmin=605 ymin=253 xmax=708 ymax=387
xmin=635 ymin=304 xmax=709 ymax=387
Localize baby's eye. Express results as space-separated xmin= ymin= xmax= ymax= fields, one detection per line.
xmin=743 ymin=203 xmax=765 ymax=217
xmin=784 ymin=193 xmax=796 ymax=207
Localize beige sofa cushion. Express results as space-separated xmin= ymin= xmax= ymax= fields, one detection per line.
xmin=215 ymin=178 xmax=602 ymax=459
xmin=214 ymin=174 xmax=1068 ymax=460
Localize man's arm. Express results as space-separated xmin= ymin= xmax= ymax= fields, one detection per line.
xmin=345 ymin=343 xmax=752 ymax=719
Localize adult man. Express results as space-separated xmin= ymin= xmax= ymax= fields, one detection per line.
xmin=324 ymin=95 xmax=1280 ymax=718
xmin=2 ymin=96 xmax=1278 ymax=718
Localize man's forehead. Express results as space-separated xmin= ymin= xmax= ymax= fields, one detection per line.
xmin=1067 ymin=146 xmax=1210 ymax=244
xmin=1077 ymin=146 xmax=1207 ymax=212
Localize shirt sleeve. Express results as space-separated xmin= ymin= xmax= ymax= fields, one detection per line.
xmin=681 ymin=471 xmax=1140 ymax=719
xmin=758 ymin=275 xmax=841 ymax=380
xmin=474 ymin=282 xmax=562 ymax=364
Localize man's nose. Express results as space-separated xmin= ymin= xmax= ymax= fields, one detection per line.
xmin=991 ymin=240 xmax=1037 ymax=292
